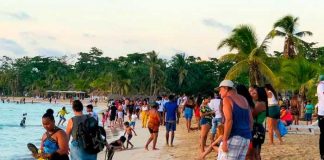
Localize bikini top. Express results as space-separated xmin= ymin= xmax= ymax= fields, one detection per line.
xmin=43 ymin=127 xmax=61 ymax=154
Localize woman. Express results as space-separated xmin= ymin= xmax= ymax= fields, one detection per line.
xmin=249 ymin=86 xmax=268 ymax=160
xmin=194 ymin=95 xmax=203 ymax=130
xmin=217 ymin=80 xmax=252 ymax=160
xmin=184 ymin=97 xmax=195 ymax=132
xmin=66 ymin=100 xmax=97 ymax=160
xmin=199 ymin=94 xmax=214 ymax=153
xmin=145 ymin=102 xmax=160 ymax=150
xmin=141 ymin=100 xmax=149 ymax=128
xmin=290 ymin=95 xmax=301 ymax=125
xmin=264 ymin=84 xmax=283 ymax=145
xmin=28 ymin=109 xmax=69 ymax=160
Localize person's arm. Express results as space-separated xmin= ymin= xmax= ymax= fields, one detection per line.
xmin=132 ymin=128 xmax=137 ymax=136
xmin=123 ymin=130 xmax=126 ymax=136
xmin=65 ymin=119 xmax=73 ymax=141
xmin=253 ymin=101 xmax=266 ymax=118
xmin=211 ymin=135 xmax=223 ymax=146
xmin=221 ymin=97 xmax=233 ymax=152
xmin=53 ymin=131 xmax=69 ymax=155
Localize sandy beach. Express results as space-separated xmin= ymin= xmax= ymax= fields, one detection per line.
xmin=6 ymin=97 xmax=320 ymax=160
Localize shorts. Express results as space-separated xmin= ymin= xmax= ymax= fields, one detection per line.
xmin=148 ymin=127 xmax=158 ymax=133
xmin=268 ymin=106 xmax=280 ymax=119
xmin=59 ymin=115 xmax=66 ymax=121
xmin=127 ymin=134 xmax=133 ymax=140
xmin=117 ymin=111 xmax=123 ymax=119
xmin=130 ymin=121 xmax=135 ymax=127
xmin=211 ymin=118 xmax=222 ymax=134
xmin=218 ymin=136 xmax=250 ymax=160
xmin=184 ymin=108 xmax=193 ymax=120
xmin=110 ymin=115 xmax=116 ymax=121
xmin=200 ymin=118 xmax=212 ymax=126
xmin=165 ymin=121 xmax=176 ymax=132
xmin=305 ymin=113 xmax=312 ymax=121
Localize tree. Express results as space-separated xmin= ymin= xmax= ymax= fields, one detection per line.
xmin=270 ymin=15 xmax=312 ymax=58
xmin=218 ymin=25 xmax=276 ymax=86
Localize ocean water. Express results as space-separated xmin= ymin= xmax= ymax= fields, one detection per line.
xmin=0 ymin=102 xmax=123 ymax=160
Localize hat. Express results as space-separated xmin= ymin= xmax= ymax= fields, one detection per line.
xmin=215 ymin=80 xmax=234 ymax=90
xmin=319 ymin=75 xmax=324 ymax=81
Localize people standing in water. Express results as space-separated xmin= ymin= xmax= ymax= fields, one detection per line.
xmin=164 ymin=95 xmax=179 ymax=147
xmin=20 ymin=113 xmax=27 ymax=127
xmin=56 ymin=107 xmax=69 ymax=126
xmin=265 ymin=83 xmax=283 ymax=145
xmin=145 ymin=102 xmax=160 ymax=151
xmin=217 ymin=80 xmax=252 ymax=159
xmin=28 ymin=109 xmax=69 ymax=160
xmin=66 ymin=100 xmax=98 ymax=160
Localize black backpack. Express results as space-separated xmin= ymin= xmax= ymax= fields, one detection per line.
xmin=76 ymin=115 xmax=107 ymax=154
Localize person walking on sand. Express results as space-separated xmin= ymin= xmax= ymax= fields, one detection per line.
xmin=199 ymin=93 xmax=214 ymax=153
xmin=123 ymin=121 xmax=137 ymax=149
xmin=164 ymin=95 xmax=179 ymax=147
xmin=265 ymin=84 xmax=283 ymax=145
xmin=217 ymin=80 xmax=253 ymax=160
xmin=144 ymin=102 xmax=160 ymax=151
xmin=317 ymin=75 xmax=324 ymax=159
xmin=141 ymin=100 xmax=149 ymax=128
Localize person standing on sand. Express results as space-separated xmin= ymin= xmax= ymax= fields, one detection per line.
xmin=199 ymin=93 xmax=214 ymax=153
xmin=317 ymin=75 xmax=324 ymax=159
xmin=164 ymin=95 xmax=179 ymax=147
xmin=264 ymin=84 xmax=283 ymax=145
xmin=290 ymin=95 xmax=301 ymax=125
xmin=217 ymin=80 xmax=252 ymax=160
xmin=145 ymin=102 xmax=160 ymax=151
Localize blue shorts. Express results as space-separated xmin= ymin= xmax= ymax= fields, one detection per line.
xmin=130 ymin=121 xmax=135 ymax=127
xmin=305 ymin=113 xmax=312 ymax=121
xmin=211 ymin=118 xmax=222 ymax=134
xmin=184 ymin=108 xmax=193 ymax=120
xmin=200 ymin=118 xmax=212 ymax=126
xmin=165 ymin=122 xmax=176 ymax=132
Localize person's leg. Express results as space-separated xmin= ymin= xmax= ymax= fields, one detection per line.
xmin=62 ymin=117 xmax=66 ymax=125
xmin=166 ymin=123 xmax=170 ymax=145
xmin=57 ymin=119 xmax=62 ymax=126
xmin=267 ymin=118 xmax=274 ymax=144
xmin=145 ymin=133 xmax=153 ymax=150
xmin=200 ymin=144 xmax=214 ymax=159
xmin=170 ymin=131 xmax=175 ymax=147
xmin=141 ymin=112 xmax=145 ymax=128
xmin=144 ymin=113 xmax=148 ymax=128
xmin=153 ymin=132 xmax=159 ymax=150
xmin=200 ymin=124 xmax=210 ymax=153
xmin=272 ymin=118 xmax=283 ymax=144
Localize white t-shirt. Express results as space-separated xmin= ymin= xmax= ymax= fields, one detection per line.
xmin=209 ymin=98 xmax=222 ymax=118
xmin=156 ymin=100 xmax=163 ymax=112
xmin=317 ymin=81 xmax=324 ymax=115
xmin=131 ymin=114 xmax=137 ymax=122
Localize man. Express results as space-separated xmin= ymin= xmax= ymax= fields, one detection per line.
xmin=164 ymin=95 xmax=178 ymax=147
xmin=161 ymin=95 xmax=169 ymax=125
xmin=208 ymin=92 xmax=222 ymax=143
xmin=156 ymin=96 xmax=164 ymax=125
xmin=317 ymin=75 xmax=324 ymax=159
xmin=86 ymin=104 xmax=99 ymax=121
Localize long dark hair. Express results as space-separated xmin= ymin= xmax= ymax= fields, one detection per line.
xmin=236 ymin=84 xmax=255 ymax=109
xmin=265 ymin=83 xmax=278 ymax=100
xmin=256 ymin=87 xmax=269 ymax=116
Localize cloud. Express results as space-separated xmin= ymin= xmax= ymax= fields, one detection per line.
xmin=0 ymin=11 xmax=31 ymax=20
xmin=0 ymin=38 xmax=26 ymax=55
xmin=83 ymin=33 xmax=96 ymax=38
xmin=36 ymin=48 xmax=66 ymax=57
xmin=20 ymin=32 xmax=56 ymax=45
xmin=202 ymin=18 xmax=233 ymax=33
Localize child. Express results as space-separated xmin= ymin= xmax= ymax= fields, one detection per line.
xmin=105 ymin=136 xmax=126 ymax=160
xmin=305 ymin=100 xmax=315 ymax=125
xmin=200 ymin=124 xmax=224 ymax=159
xmin=56 ymin=107 xmax=69 ymax=126
xmin=123 ymin=122 xmax=137 ymax=149
xmin=130 ymin=113 xmax=137 ymax=129
xmin=101 ymin=111 xmax=108 ymax=128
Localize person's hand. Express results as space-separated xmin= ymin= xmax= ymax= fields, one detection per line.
xmin=221 ymin=141 xmax=228 ymax=153
xmin=32 ymin=153 xmax=40 ymax=159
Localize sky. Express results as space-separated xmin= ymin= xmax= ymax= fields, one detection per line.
xmin=0 ymin=0 xmax=323 ymax=61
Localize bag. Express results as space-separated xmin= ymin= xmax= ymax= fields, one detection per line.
xmin=277 ymin=120 xmax=287 ymax=137
xmin=76 ymin=115 xmax=107 ymax=154
xmin=252 ymin=123 xmax=265 ymax=144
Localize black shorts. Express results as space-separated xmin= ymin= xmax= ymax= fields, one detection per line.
xmin=148 ymin=128 xmax=158 ymax=133
xmin=110 ymin=115 xmax=116 ymax=121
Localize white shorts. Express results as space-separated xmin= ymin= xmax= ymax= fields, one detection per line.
xmin=117 ymin=111 xmax=123 ymax=119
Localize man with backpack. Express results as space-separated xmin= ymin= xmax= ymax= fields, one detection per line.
xmin=66 ymin=100 xmax=106 ymax=160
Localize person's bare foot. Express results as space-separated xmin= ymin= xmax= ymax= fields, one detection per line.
xmin=170 ymin=144 xmax=174 ymax=147
xmin=131 ymin=145 xmax=134 ymax=149
xmin=268 ymin=142 xmax=274 ymax=145
xmin=152 ymin=148 xmax=159 ymax=150
xmin=279 ymin=141 xmax=284 ymax=145
xmin=145 ymin=146 xmax=149 ymax=151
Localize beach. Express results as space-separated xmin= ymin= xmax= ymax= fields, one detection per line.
xmin=5 ymin=97 xmax=320 ymax=160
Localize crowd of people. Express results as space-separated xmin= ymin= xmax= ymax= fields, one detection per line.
xmin=24 ymin=75 xmax=324 ymax=160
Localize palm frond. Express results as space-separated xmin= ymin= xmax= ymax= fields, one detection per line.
xmin=219 ymin=53 xmax=247 ymax=62
xmin=295 ymin=31 xmax=313 ymax=37
xmin=225 ymin=60 xmax=249 ymax=80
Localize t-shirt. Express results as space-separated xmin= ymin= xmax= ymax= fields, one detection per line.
xmin=318 ymin=81 xmax=324 ymax=116
xmin=164 ymin=101 xmax=178 ymax=122
xmin=88 ymin=111 xmax=98 ymax=121
xmin=131 ymin=114 xmax=137 ymax=122
xmin=208 ymin=98 xmax=221 ymax=118
xmin=110 ymin=106 xmax=117 ymax=117
xmin=156 ymin=100 xmax=163 ymax=112
xmin=305 ymin=104 xmax=314 ymax=114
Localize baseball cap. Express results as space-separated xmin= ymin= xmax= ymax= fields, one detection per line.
xmin=215 ymin=80 xmax=234 ymax=90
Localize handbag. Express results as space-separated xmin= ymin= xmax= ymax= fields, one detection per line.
xmin=252 ymin=122 xmax=265 ymax=144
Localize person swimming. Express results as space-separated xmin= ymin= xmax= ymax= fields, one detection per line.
xmin=20 ymin=113 xmax=27 ymax=127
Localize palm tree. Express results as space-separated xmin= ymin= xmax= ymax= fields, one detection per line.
xmin=172 ymin=53 xmax=188 ymax=87
xmin=270 ymin=15 xmax=312 ymax=58
xmin=146 ymin=51 xmax=161 ymax=96
xmin=218 ymin=25 xmax=276 ymax=86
